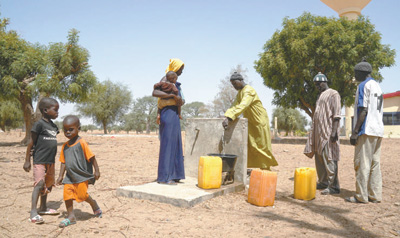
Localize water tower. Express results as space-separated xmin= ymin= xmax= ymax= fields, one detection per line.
xmin=320 ymin=0 xmax=371 ymax=20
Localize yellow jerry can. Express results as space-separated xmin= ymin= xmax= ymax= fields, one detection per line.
xmin=294 ymin=167 xmax=316 ymax=200
xmin=248 ymin=169 xmax=277 ymax=206
xmin=198 ymin=156 xmax=222 ymax=189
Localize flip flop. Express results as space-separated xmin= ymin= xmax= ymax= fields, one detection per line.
xmin=29 ymin=215 xmax=44 ymax=224
xmin=94 ymin=208 xmax=102 ymax=218
xmin=59 ymin=218 xmax=76 ymax=228
xmin=38 ymin=208 xmax=60 ymax=215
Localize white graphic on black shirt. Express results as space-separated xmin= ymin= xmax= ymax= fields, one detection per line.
xmin=46 ymin=129 xmax=57 ymax=137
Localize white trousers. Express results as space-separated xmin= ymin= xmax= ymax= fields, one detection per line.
xmin=354 ymin=134 xmax=382 ymax=203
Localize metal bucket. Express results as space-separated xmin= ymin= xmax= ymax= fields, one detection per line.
xmin=207 ymin=153 xmax=237 ymax=185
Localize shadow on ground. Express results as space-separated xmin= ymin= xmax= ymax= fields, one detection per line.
xmin=255 ymin=194 xmax=378 ymax=238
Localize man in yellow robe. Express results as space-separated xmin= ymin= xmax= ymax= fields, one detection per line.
xmin=222 ymin=72 xmax=278 ymax=170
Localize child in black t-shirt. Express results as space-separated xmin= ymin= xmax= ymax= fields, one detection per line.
xmin=23 ymin=97 xmax=60 ymax=224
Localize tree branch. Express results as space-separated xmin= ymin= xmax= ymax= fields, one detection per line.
xmin=22 ymin=75 xmax=37 ymax=87
xmin=298 ymin=96 xmax=313 ymax=118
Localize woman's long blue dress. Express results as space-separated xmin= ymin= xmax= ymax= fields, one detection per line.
xmin=157 ymin=83 xmax=185 ymax=183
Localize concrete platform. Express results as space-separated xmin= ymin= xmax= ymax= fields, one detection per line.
xmin=116 ymin=177 xmax=244 ymax=208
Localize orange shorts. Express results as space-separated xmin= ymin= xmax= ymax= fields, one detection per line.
xmin=63 ymin=181 xmax=89 ymax=202
xmin=33 ymin=164 xmax=55 ymax=194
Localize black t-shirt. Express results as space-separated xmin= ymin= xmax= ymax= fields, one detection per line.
xmin=31 ymin=119 xmax=59 ymax=164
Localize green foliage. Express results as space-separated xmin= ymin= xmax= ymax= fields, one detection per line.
xmin=0 ymin=26 xmax=95 ymax=102
xmin=180 ymin=101 xmax=208 ymax=130
xmin=0 ymin=99 xmax=23 ymax=131
xmin=108 ymin=125 xmax=123 ymax=134
xmin=294 ymin=129 xmax=308 ymax=137
xmin=255 ymin=13 xmax=396 ymax=118
xmin=47 ymin=29 xmax=97 ymax=103
xmin=181 ymin=101 xmax=207 ymax=118
xmin=129 ymin=96 xmax=158 ymax=134
xmin=76 ymin=80 xmax=132 ymax=134
xmin=271 ymin=107 xmax=308 ymax=136
xmin=0 ymin=22 xmax=42 ymax=100
xmin=1 ymin=14 xmax=97 ymax=143
xmin=121 ymin=113 xmax=141 ymax=133
xmin=81 ymin=124 xmax=98 ymax=133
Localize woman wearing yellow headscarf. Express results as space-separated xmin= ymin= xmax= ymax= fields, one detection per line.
xmin=152 ymin=59 xmax=185 ymax=185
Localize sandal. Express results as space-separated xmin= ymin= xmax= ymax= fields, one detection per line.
xmin=38 ymin=208 xmax=60 ymax=215
xmin=94 ymin=208 xmax=102 ymax=218
xmin=345 ymin=196 xmax=367 ymax=204
xmin=59 ymin=218 xmax=76 ymax=228
xmin=29 ymin=215 xmax=44 ymax=224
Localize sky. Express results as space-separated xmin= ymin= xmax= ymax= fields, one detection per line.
xmin=1 ymin=0 xmax=399 ymax=125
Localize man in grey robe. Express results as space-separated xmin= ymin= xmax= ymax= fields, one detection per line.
xmin=304 ymin=72 xmax=341 ymax=195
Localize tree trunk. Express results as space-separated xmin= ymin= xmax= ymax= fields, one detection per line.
xmin=299 ymin=96 xmax=313 ymax=119
xmin=18 ymin=75 xmax=40 ymax=145
xmin=102 ymin=121 xmax=107 ymax=134
xmin=20 ymin=96 xmax=35 ymax=145
xmin=146 ymin=121 xmax=150 ymax=134
xmin=33 ymin=94 xmax=45 ymax=122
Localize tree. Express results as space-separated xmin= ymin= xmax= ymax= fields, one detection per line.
xmin=120 ymin=113 xmax=137 ymax=134
xmin=181 ymin=101 xmax=207 ymax=118
xmin=81 ymin=124 xmax=97 ymax=133
xmin=76 ymin=80 xmax=132 ymax=134
xmin=128 ymin=96 xmax=158 ymax=134
xmin=0 ymin=15 xmax=97 ymax=143
xmin=255 ymin=13 xmax=396 ymax=118
xmin=0 ymin=99 xmax=23 ymax=131
xmin=271 ymin=107 xmax=308 ymax=136
xmin=209 ymin=65 xmax=249 ymax=117
xmin=122 ymin=112 xmax=146 ymax=134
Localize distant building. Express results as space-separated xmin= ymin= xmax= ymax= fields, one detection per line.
xmin=383 ymin=91 xmax=400 ymax=138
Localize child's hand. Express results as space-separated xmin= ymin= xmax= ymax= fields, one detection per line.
xmin=94 ymin=170 xmax=100 ymax=180
xmin=23 ymin=161 xmax=31 ymax=172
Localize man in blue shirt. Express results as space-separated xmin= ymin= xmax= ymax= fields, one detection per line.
xmin=346 ymin=60 xmax=383 ymax=204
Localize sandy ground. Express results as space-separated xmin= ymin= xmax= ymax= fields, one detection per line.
xmin=0 ymin=130 xmax=399 ymax=238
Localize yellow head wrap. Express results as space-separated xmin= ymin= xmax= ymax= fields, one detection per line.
xmin=165 ymin=58 xmax=184 ymax=73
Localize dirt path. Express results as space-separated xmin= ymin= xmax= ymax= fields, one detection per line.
xmin=0 ymin=131 xmax=399 ymax=237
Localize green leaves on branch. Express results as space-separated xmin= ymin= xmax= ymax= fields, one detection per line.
xmin=272 ymin=107 xmax=308 ymax=136
xmin=76 ymin=80 xmax=132 ymax=134
xmin=182 ymin=102 xmax=207 ymax=118
xmin=0 ymin=14 xmax=97 ymax=143
xmin=0 ymin=99 xmax=23 ymax=131
xmin=255 ymin=12 xmax=396 ymax=118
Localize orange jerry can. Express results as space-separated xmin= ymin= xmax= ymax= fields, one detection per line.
xmin=294 ymin=167 xmax=316 ymax=200
xmin=198 ymin=156 xmax=222 ymax=189
xmin=248 ymin=169 xmax=277 ymax=206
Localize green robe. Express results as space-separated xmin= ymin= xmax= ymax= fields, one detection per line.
xmin=225 ymin=85 xmax=278 ymax=169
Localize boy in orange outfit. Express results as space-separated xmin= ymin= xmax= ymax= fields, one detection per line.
xmin=56 ymin=115 xmax=101 ymax=228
